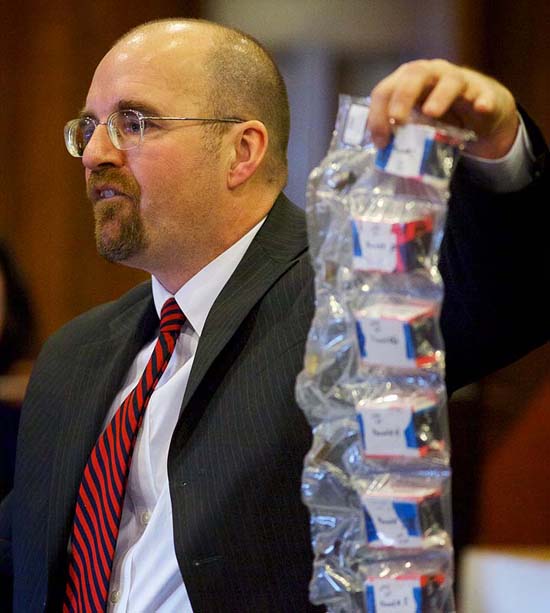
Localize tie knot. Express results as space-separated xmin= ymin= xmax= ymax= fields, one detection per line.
xmin=159 ymin=298 xmax=185 ymax=335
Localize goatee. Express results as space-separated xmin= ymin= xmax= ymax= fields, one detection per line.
xmin=94 ymin=200 xmax=147 ymax=262
xmin=87 ymin=168 xmax=146 ymax=262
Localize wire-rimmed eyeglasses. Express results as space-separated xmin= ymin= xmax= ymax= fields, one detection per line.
xmin=64 ymin=109 xmax=245 ymax=157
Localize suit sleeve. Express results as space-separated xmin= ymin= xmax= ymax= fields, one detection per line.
xmin=439 ymin=108 xmax=550 ymax=394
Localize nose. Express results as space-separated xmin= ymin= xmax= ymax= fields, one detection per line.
xmin=82 ymin=123 xmax=125 ymax=170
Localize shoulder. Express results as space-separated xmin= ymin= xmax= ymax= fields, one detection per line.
xmin=41 ymin=281 xmax=153 ymax=353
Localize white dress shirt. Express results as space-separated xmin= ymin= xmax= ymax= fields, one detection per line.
xmin=461 ymin=113 xmax=535 ymax=192
xmin=104 ymin=219 xmax=264 ymax=613
xmin=102 ymin=118 xmax=534 ymax=612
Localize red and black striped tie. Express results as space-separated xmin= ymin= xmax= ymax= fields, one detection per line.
xmin=63 ymin=298 xmax=185 ymax=612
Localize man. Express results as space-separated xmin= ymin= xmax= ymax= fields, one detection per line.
xmin=1 ymin=17 xmax=548 ymax=613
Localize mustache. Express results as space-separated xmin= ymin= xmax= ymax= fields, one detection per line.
xmin=86 ymin=169 xmax=141 ymax=202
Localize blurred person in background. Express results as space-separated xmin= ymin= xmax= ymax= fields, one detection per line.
xmin=0 ymin=242 xmax=35 ymax=612
xmin=0 ymin=241 xmax=35 ymax=501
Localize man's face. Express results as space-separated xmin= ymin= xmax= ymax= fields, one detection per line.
xmin=82 ymin=27 xmax=224 ymax=278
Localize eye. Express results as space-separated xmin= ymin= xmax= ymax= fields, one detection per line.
xmin=119 ymin=111 xmax=143 ymax=135
xmin=79 ymin=117 xmax=97 ymax=142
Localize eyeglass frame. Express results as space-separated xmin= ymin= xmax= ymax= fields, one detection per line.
xmin=63 ymin=109 xmax=246 ymax=157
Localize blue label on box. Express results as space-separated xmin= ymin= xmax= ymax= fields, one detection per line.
xmin=364 ymin=499 xmax=422 ymax=546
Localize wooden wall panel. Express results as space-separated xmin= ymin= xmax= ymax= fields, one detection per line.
xmin=475 ymin=344 xmax=550 ymax=545
xmin=458 ymin=0 xmax=550 ymax=141
xmin=456 ymin=0 xmax=550 ymax=550
xmin=0 ymin=1 xmax=200 ymax=347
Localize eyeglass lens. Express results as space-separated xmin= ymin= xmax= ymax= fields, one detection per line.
xmin=68 ymin=111 xmax=143 ymax=156
xmin=112 ymin=111 xmax=143 ymax=149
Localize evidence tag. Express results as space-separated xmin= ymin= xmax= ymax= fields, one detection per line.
xmin=354 ymin=302 xmax=439 ymax=369
xmin=356 ymin=396 xmax=441 ymax=458
xmin=365 ymin=574 xmax=446 ymax=613
xmin=365 ymin=576 xmax=421 ymax=612
xmin=342 ymin=103 xmax=370 ymax=147
xmin=362 ymin=482 xmax=442 ymax=548
xmin=375 ymin=124 xmax=454 ymax=185
xmin=351 ymin=216 xmax=433 ymax=273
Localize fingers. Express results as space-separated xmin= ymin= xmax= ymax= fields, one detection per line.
xmin=367 ymin=59 xmax=515 ymax=151
xmin=368 ymin=62 xmax=437 ymax=148
xmin=368 ymin=75 xmax=394 ymax=148
xmin=369 ymin=60 xmax=442 ymax=147
xmin=421 ymin=72 xmax=469 ymax=117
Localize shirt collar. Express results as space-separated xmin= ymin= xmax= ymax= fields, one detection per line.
xmin=152 ymin=217 xmax=266 ymax=336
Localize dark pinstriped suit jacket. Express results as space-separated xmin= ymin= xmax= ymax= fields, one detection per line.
xmin=2 ymin=114 xmax=550 ymax=611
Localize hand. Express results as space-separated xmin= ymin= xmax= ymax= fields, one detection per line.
xmin=367 ymin=59 xmax=519 ymax=159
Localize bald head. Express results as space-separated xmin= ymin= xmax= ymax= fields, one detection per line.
xmin=115 ymin=19 xmax=290 ymax=188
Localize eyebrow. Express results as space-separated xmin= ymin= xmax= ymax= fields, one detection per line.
xmin=78 ymin=99 xmax=164 ymax=119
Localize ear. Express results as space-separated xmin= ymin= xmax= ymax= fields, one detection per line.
xmin=227 ymin=120 xmax=269 ymax=189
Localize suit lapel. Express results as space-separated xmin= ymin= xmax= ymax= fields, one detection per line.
xmin=181 ymin=193 xmax=308 ymax=410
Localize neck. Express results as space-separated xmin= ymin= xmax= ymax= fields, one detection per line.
xmin=149 ymin=210 xmax=274 ymax=293
xmin=124 ymin=186 xmax=279 ymax=293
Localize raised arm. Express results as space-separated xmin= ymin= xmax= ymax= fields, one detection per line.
xmin=367 ymin=59 xmax=549 ymax=392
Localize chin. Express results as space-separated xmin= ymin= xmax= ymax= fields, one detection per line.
xmin=95 ymin=216 xmax=147 ymax=264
